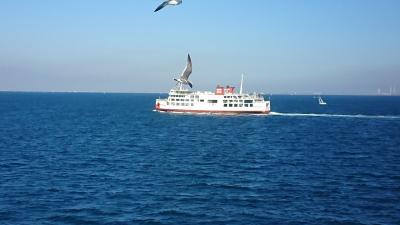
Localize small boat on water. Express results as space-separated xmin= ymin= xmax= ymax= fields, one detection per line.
xmin=318 ymin=96 xmax=327 ymax=105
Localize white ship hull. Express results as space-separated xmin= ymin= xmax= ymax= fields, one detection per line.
xmin=156 ymin=107 xmax=270 ymax=114
xmin=155 ymin=88 xmax=270 ymax=114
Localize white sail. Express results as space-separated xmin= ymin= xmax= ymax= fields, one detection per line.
xmin=318 ymin=96 xmax=327 ymax=105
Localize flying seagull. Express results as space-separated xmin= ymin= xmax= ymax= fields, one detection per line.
xmin=154 ymin=0 xmax=182 ymax=12
xmin=174 ymin=54 xmax=193 ymax=88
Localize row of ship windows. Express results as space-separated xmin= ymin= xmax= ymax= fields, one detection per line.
xmin=224 ymin=104 xmax=253 ymax=107
xmin=168 ymin=99 xmax=253 ymax=104
xmin=169 ymin=99 xmax=218 ymax=103
xmin=165 ymin=102 xmax=253 ymax=107
xmin=223 ymin=100 xmax=253 ymax=103
xmin=167 ymin=103 xmax=194 ymax=106
xmin=170 ymin=95 xmax=198 ymax=98
xmin=223 ymin=96 xmax=244 ymax=99
xmin=172 ymin=95 xmax=251 ymax=99
xmin=170 ymin=95 xmax=256 ymax=102
xmin=169 ymin=98 xmax=195 ymax=102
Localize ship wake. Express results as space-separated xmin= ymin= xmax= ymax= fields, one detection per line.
xmin=269 ymin=112 xmax=400 ymax=120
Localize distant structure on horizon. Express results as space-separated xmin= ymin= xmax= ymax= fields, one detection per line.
xmin=377 ymin=86 xmax=397 ymax=96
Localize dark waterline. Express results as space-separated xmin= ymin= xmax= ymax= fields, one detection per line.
xmin=1 ymin=93 xmax=399 ymax=225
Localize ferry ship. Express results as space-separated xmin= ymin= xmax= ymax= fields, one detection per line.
xmin=155 ymin=54 xmax=270 ymax=114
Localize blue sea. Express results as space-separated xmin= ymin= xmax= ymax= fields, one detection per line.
xmin=1 ymin=92 xmax=399 ymax=225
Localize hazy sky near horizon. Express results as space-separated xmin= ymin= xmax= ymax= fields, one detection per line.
xmin=1 ymin=0 xmax=399 ymax=94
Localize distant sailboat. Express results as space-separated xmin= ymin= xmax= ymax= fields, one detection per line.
xmin=318 ymin=96 xmax=327 ymax=105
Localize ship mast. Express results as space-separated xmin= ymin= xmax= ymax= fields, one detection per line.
xmin=179 ymin=82 xmax=183 ymax=90
xmin=240 ymin=73 xmax=244 ymax=94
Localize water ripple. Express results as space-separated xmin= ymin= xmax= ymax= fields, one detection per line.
xmin=0 ymin=93 xmax=399 ymax=225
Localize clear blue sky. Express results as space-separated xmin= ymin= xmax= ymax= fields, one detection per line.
xmin=1 ymin=0 xmax=399 ymax=94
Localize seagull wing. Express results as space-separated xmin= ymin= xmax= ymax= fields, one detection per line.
xmin=154 ymin=1 xmax=169 ymax=12
xmin=180 ymin=54 xmax=192 ymax=80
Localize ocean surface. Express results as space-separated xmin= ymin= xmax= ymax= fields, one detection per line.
xmin=0 ymin=92 xmax=399 ymax=225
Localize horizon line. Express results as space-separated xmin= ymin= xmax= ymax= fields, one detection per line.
xmin=0 ymin=90 xmax=399 ymax=97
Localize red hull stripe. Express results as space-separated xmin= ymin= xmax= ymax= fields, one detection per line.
xmin=156 ymin=108 xmax=270 ymax=114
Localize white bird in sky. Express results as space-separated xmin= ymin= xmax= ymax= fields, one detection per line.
xmin=154 ymin=0 xmax=182 ymax=12
xmin=174 ymin=54 xmax=193 ymax=88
